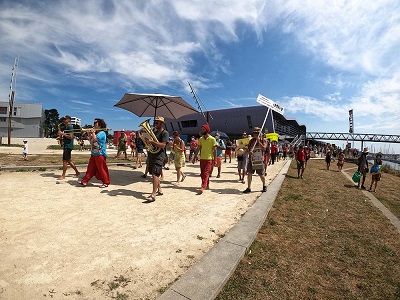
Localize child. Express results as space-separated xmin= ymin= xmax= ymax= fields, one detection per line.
xmin=22 ymin=139 xmax=28 ymax=160
xmin=369 ymin=152 xmax=382 ymax=192
xmin=325 ymin=150 xmax=332 ymax=170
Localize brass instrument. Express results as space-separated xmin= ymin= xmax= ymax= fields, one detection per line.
xmin=56 ymin=123 xmax=65 ymax=147
xmin=138 ymin=119 xmax=161 ymax=154
xmin=64 ymin=127 xmax=112 ymax=133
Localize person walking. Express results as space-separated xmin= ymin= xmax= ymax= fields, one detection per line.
xmin=134 ymin=132 xmax=144 ymax=169
xmin=192 ymin=124 xmax=217 ymax=194
xmin=224 ymin=138 xmax=233 ymax=163
xmin=369 ymin=152 xmax=383 ymax=192
xmin=337 ymin=150 xmax=345 ymax=172
xmin=242 ymin=127 xmax=267 ymax=193
xmin=22 ymin=139 xmax=28 ymax=161
xmin=325 ymin=150 xmax=332 ymax=170
xmin=57 ymin=115 xmax=80 ymax=180
xmin=77 ymin=118 xmax=110 ymax=188
xmin=236 ymin=131 xmax=249 ymax=184
xmin=357 ymin=147 xmax=369 ymax=190
xmin=212 ymin=132 xmax=225 ymax=178
xmin=171 ymin=131 xmax=186 ymax=185
xmin=296 ymin=145 xmax=306 ymax=179
xmin=115 ymin=129 xmax=128 ymax=160
xmin=144 ymin=116 xmax=169 ymax=202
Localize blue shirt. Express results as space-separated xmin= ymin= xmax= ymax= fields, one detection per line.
xmin=91 ymin=131 xmax=108 ymax=158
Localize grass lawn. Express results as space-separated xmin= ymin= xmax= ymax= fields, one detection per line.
xmin=217 ymin=159 xmax=400 ymax=300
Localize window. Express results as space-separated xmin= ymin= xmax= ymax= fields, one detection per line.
xmin=0 ymin=117 xmax=6 ymax=122
xmin=0 ymin=107 xmax=7 ymax=115
xmin=13 ymin=106 xmax=21 ymax=116
xmin=181 ymin=120 xmax=198 ymax=128
xmin=169 ymin=122 xmax=175 ymax=132
xmin=246 ymin=116 xmax=253 ymax=129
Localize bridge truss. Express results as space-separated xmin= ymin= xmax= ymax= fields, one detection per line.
xmin=306 ymin=132 xmax=400 ymax=143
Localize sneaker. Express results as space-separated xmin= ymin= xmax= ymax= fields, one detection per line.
xmin=216 ymin=174 xmax=220 ymax=178
xmin=243 ymin=188 xmax=251 ymax=193
xmin=262 ymin=186 xmax=267 ymax=192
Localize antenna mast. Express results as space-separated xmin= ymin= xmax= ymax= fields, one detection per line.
xmin=188 ymin=81 xmax=212 ymax=124
xmin=8 ymin=56 xmax=19 ymax=146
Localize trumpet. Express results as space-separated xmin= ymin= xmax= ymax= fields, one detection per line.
xmin=138 ymin=119 xmax=161 ymax=154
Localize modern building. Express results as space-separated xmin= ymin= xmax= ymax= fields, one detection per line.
xmin=0 ymin=101 xmax=45 ymax=138
xmin=164 ymin=105 xmax=306 ymax=142
xmin=70 ymin=116 xmax=81 ymax=126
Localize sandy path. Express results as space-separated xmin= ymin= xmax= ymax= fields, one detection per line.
xmin=0 ymin=142 xmax=287 ymax=299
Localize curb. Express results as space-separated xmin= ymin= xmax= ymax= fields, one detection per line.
xmin=158 ymin=160 xmax=292 ymax=300
xmin=341 ymin=170 xmax=400 ymax=232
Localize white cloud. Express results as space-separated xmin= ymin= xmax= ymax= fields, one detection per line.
xmin=276 ymin=0 xmax=400 ymax=76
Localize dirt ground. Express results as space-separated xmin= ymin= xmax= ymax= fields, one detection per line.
xmin=0 ymin=138 xmax=287 ymax=299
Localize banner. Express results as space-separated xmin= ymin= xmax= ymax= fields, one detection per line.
xmin=349 ymin=109 xmax=354 ymax=133
xmin=256 ymin=94 xmax=284 ymax=115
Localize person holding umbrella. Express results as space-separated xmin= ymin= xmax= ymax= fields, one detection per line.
xmin=144 ymin=116 xmax=169 ymax=202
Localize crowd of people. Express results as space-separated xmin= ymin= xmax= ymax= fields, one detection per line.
xmin=53 ymin=115 xmax=385 ymax=200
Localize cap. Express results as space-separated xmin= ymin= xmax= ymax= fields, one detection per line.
xmin=23 ymin=139 xmax=27 ymax=142
xmin=121 ymin=129 xmax=125 ymax=132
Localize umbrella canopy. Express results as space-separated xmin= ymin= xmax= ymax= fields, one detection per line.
xmin=210 ymin=130 xmax=229 ymax=139
xmin=114 ymin=93 xmax=198 ymax=120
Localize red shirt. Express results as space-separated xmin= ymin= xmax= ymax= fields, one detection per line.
xmin=296 ymin=149 xmax=305 ymax=162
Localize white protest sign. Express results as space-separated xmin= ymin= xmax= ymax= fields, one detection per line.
xmin=256 ymin=94 xmax=284 ymax=115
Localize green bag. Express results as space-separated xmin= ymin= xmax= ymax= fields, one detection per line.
xmin=352 ymin=171 xmax=361 ymax=183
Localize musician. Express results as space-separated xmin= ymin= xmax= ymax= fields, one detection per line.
xmin=77 ymin=118 xmax=110 ymax=187
xmin=242 ymin=127 xmax=267 ymax=193
xmin=144 ymin=116 xmax=169 ymax=202
xmin=192 ymin=124 xmax=217 ymax=194
xmin=57 ymin=115 xmax=80 ymax=180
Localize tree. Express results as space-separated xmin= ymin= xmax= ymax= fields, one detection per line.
xmin=44 ymin=109 xmax=60 ymax=138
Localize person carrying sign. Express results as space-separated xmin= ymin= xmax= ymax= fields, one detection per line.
xmin=242 ymin=127 xmax=267 ymax=193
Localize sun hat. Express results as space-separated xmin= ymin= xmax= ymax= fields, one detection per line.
xmin=154 ymin=116 xmax=165 ymax=123
xmin=253 ymin=127 xmax=261 ymax=133
xmin=121 ymin=129 xmax=125 ymax=132
xmin=23 ymin=139 xmax=27 ymax=142
xmin=363 ymin=147 xmax=369 ymax=153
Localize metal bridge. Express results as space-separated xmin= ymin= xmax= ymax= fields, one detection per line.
xmin=306 ymin=132 xmax=400 ymax=143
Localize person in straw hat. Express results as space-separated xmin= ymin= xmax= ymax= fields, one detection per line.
xmin=357 ymin=147 xmax=369 ymax=190
xmin=242 ymin=127 xmax=267 ymax=193
xmin=144 ymin=116 xmax=169 ymax=202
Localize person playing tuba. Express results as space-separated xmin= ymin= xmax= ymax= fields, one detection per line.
xmin=143 ymin=116 xmax=169 ymax=202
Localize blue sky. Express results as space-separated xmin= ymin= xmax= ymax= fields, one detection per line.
xmin=1 ymin=0 xmax=399 ymax=152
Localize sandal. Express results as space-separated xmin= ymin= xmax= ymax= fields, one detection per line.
xmin=156 ymin=191 xmax=163 ymax=196
xmin=145 ymin=195 xmax=156 ymax=202
xmin=77 ymin=180 xmax=87 ymax=187
xmin=181 ymin=175 xmax=186 ymax=182
xmin=99 ymin=184 xmax=108 ymax=188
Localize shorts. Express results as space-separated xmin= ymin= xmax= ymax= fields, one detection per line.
xmin=225 ymin=149 xmax=232 ymax=155
xmin=215 ymin=156 xmax=223 ymax=167
xmin=297 ymin=161 xmax=305 ymax=169
xmin=237 ymin=156 xmax=246 ymax=170
xmin=372 ymin=174 xmax=381 ymax=181
xmin=246 ymin=161 xmax=265 ymax=175
xmin=62 ymin=148 xmax=73 ymax=161
xmin=148 ymin=160 xmax=163 ymax=177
